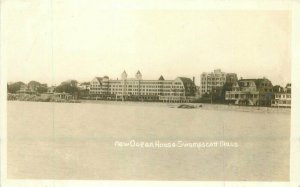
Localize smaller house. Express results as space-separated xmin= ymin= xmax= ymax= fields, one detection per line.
xmin=271 ymin=83 xmax=291 ymax=108
xmin=225 ymin=79 xmax=259 ymax=105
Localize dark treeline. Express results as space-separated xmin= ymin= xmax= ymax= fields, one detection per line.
xmin=7 ymin=80 xmax=90 ymax=97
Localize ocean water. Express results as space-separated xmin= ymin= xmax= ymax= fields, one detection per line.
xmin=7 ymin=101 xmax=290 ymax=180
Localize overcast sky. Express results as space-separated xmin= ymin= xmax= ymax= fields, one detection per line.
xmin=3 ymin=1 xmax=291 ymax=86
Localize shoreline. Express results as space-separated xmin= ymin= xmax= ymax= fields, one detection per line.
xmin=7 ymin=100 xmax=291 ymax=114
xmin=80 ymin=100 xmax=291 ymax=113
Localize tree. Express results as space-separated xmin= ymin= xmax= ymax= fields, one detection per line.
xmin=28 ymin=81 xmax=41 ymax=87
xmin=27 ymin=81 xmax=48 ymax=93
xmin=220 ymin=82 xmax=234 ymax=100
xmin=37 ymin=86 xmax=48 ymax=93
xmin=7 ymin=82 xmax=26 ymax=93
xmin=55 ymin=80 xmax=79 ymax=96
xmin=80 ymin=82 xmax=90 ymax=86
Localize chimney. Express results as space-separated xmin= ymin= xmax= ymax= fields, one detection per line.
xmin=193 ymin=77 xmax=195 ymax=83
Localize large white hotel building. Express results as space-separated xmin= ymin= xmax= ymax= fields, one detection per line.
xmin=89 ymin=71 xmax=197 ymax=102
xmin=200 ymin=69 xmax=237 ymax=96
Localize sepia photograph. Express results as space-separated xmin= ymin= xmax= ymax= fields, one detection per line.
xmin=1 ymin=0 xmax=300 ymax=186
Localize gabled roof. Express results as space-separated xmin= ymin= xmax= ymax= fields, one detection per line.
xmin=238 ymin=78 xmax=272 ymax=88
xmin=158 ymin=75 xmax=165 ymax=80
xmin=238 ymin=79 xmax=256 ymax=87
xmin=255 ymin=78 xmax=272 ymax=88
xmin=95 ymin=77 xmax=103 ymax=83
xmin=177 ymin=77 xmax=195 ymax=88
xmin=177 ymin=77 xmax=196 ymax=96
xmin=178 ymin=77 xmax=193 ymax=84
xmin=255 ymin=78 xmax=271 ymax=83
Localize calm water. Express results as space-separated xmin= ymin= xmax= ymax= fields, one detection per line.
xmin=7 ymin=101 xmax=290 ymax=180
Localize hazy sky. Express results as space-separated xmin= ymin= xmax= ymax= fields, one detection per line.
xmin=3 ymin=1 xmax=291 ymax=86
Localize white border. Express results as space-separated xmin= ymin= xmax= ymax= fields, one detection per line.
xmin=1 ymin=0 xmax=300 ymax=186
xmin=290 ymin=0 xmax=300 ymax=183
